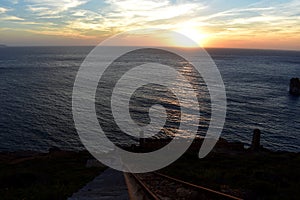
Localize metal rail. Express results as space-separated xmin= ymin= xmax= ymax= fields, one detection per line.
xmin=154 ymin=172 xmax=243 ymax=200
xmin=127 ymin=173 xmax=160 ymax=200
xmin=127 ymin=172 xmax=243 ymax=200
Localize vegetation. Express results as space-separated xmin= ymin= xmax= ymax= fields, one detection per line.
xmin=1 ymin=148 xmax=299 ymax=200
xmin=161 ymin=151 xmax=300 ymax=200
xmin=0 ymin=151 xmax=106 ymax=200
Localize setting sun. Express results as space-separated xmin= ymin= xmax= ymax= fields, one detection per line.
xmin=175 ymin=26 xmax=206 ymax=47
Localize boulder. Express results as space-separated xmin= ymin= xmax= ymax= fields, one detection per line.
xmin=289 ymin=78 xmax=300 ymax=96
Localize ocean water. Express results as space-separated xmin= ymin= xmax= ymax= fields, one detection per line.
xmin=0 ymin=47 xmax=299 ymax=152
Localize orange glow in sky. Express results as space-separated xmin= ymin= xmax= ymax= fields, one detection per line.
xmin=0 ymin=0 xmax=300 ymax=50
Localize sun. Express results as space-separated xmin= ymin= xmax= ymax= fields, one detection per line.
xmin=175 ymin=26 xmax=206 ymax=47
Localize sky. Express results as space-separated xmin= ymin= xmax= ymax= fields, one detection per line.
xmin=0 ymin=0 xmax=300 ymax=50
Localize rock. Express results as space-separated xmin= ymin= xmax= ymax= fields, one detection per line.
xmin=289 ymin=78 xmax=300 ymax=96
xmin=251 ymin=129 xmax=262 ymax=151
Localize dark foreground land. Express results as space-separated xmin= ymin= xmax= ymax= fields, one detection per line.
xmin=0 ymin=150 xmax=106 ymax=200
xmin=161 ymin=150 xmax=300 ymax=200
xmin=0 ymin=147 xmax=299 ymax=200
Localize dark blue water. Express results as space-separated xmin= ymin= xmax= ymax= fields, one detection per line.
xmin=0 ymin=47 xmax=299 ymax=152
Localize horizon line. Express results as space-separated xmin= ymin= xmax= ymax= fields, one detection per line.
xmin=2 ymin=45 xmax=300 ymax=52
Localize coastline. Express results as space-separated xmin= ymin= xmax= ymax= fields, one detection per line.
xmin=0 ymin=137 xmax=299 ymax=199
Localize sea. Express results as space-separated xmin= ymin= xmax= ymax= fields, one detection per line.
xmin=0 ymin=46 xmax=299 ymax=152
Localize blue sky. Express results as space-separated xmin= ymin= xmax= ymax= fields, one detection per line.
xmin=0 ymin=0 xmax=299 ymax=49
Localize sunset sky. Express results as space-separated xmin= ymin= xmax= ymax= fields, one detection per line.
xmin=0 ymin=0 xmax=300 ymax=50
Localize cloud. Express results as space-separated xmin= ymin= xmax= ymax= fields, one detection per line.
xmin=15 ymin=21 xmax=56 ymax=26
xmin=188 ymin=1 xmax=300 ymax=38
xmin=103 ymin=0 xmax=205 ymax=22
xmin=2 ymin=0 xmax=300 ymax=49
xmin=29 ymin=0 xmax=300 ymax=47
xmin=64 ymin=0 xmax=206 ymax=35
xmin=20 ymin=0 xmax=207 ymax=44
xmin=11 ymin=0 xmax=19 ymax=4
xmin=0 ymin=7 xmax=8 ymax=14
xmin=27 ymin=0 xmax=88 ymax=16
xmin=0 ymin=16 xmax=24 ymax=21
